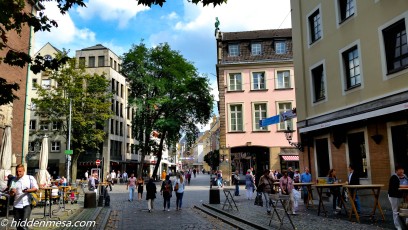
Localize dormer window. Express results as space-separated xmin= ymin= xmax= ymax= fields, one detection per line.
xmin=251 ymin=43 xmax=262 ymax=55
xmin=228 ymin=43 xmax=239 ymax=57
xmin=275 ymin=41 xmax=287 ymax=54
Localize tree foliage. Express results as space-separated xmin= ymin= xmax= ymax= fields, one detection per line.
xmin=32 ymin=55 xmax=112 ymax=181
xmin=121 ymin=42 xmax=213 ymax=179
xmin=0 ymin=0 xmax=226 ymax=106
xmin=204 ymin=150 xmax=219 ymax=170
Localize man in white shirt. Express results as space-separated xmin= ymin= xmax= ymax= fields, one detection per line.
xmin=85 ymin=170 xmax=89 ymax=180
xmin=111 ymin=170 xmax=116 ymax=185
xmin=9 ymin=164 xmax=39 ymax=230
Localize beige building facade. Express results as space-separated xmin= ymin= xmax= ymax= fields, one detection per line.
xmin=290 ymin=0 xmax=408 ymax=196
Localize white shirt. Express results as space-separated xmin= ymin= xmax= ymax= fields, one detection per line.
xmin=85 ymin=171 xmax=88 ymax=179
xmin=12 ymin=175 xmax=39 ymax=208
xmin=173 ymin=178 xmax=185 ymax=193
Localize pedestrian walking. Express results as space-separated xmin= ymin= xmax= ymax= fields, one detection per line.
xmin=327 ymin=169 xmax=341 ymax=214
xmin=9 ymin=164 xmax=39 ymax=230
xmin=137 ymin=176 xmax=144 ymax=201
xmin=111 ymin=170 xmax=116 ymax=186
xmin=348 ymin=164 xmax=361 ymax=213
xmin=245 ymin=169 xmax=255 ymax=200
xmin=106 ymin=171 xmax=113 ymax=191
xmin=146 ymin=178 xmax=157 ymax=213
xmin=127 ymin=173 xmax=136 ymax=202
xmin=233 ymin=170 xmax=240 ymax=196
xmin=85 ymin=170 xmax=89 ymax=180
xmin=160 ymin=175 xmax=173 ymax=211
xmin=217 ymin=170 xmax=223 ymax=188
xmin=174 ymin=173 xmax=185 ymax=210
xmin=122 ymin=171 xmax=128 ymax=183
xmin=186 ymin=171 xmax=191 ymax=185
xmin=258 ymin=169 xmax=275 ymax=215
xmin=388 ymin=165 xmax=408 ymax=230
xmin=193 ymin=168 xmax=197 ymax=178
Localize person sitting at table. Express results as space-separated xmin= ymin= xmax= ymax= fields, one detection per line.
xmin=280 ymin=170 xmax=295 ymax=215
xmin=327 ymin=168 xmax=341 ymax=214
xmin=300 ymin=167 xmax=312 ymax=205
xmin=348 ymin=164 xmax=361 ymax=213
xmin=388 ymin=165 xmax=408 ymax=230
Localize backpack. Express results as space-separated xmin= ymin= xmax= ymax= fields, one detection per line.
xmin=163 ymin=181 xmax=171 ymax=194
xmin=174 ymin=182 xmax=179 ymax=192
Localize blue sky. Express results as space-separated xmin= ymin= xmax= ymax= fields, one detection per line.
xmin=35 ymin=0 xmax=292 ymax=130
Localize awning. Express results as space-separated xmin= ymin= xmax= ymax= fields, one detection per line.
xmin=281 ymin=155 xmax=299 ymax=161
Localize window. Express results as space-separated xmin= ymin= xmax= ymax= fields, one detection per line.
xmin=278 ymin=102 xmax=292 ymax=130
xmin=111 ymin=119 xmax=114 ymax=134
xmin=253 ymin=103 xmax=267 ymax=131
xmin=51 ymin=141 xmax=60 ymax=152
xmin=110 ymin=57 xmax=113 ymax=68
xmin=29 ymin=142 xmax=35 ymax=152
xmin=228 ymin=73 xmax=242 ymax=91
xmin=311 ymin=64 xmax=326 ymax=102
xmin=228 ymin=44 xmax=239 ymax=57
xmin=32 ymin=79 xmax=37 ymax=90
xmin=114 ymin=60 xmax=117 ymax=71
xmin=391 ymin=124 xmax=408 ymax=174
xmin=348 ymin=132 xmax=368 ymax=178
xmin=111 ymin=99 xmax=114 ymax=112
xmin=120 ymin=122 xmax=123 ymax=136
xmin=52 ymin=121 xmax=61 ymax=130
xmin=121 ymin=84 xmax=123 ymax=98
xmin=252 ymin=72 xmax=266 ymax=90
xmin=111 ymin=79 xmax=115 ymax=92
xmin=79 ymin=57 xmax=85 ymax=67
xmin=116 ymin=101 xmax=119 ymax=116
xmin=116 ymin=82 xmax=119 ymax=96
xmin=29 ymin=120 xmax=36 ymax=130
xmin=127 ymin=124 xmax=131 ymax=138
xmin=120 ymin=103 xmax=123 ymax=117
xmin=338 ymin=0 xmax=355 ymax=22
xmin=41 ymin=79 xmax=51 ymax=89
xmin=382 ymin=19 xmax=408 ymax=74
xmin=88 ymin=56 xmax=95 ymax=67
xmin=251 ymin=43 xmax=262 ymax=55
xmin=342 ymin=46 xmax=361 ymax=89
xmin=275 ymin=41 xmax=287 ymax=54
xmin=127 ymin=106 xmax=131 ymax=119
xmin=276 ymin=70 xmax=291 ymax=89
xmin=115 ymin=120 xmax=119 ymax=135
xmin=229 ymin=104 xmax=243 ymax=132
xmin=98 ymin=56 xmax=105 ymax=67
xmin=309 ymin=9 xmax=322 ymax=43
xmin=118 ymin=64 xmax=121 ymax=72
xmin=40 ymin=122 xmax=49 ymax=131
xmin=315 ymin=138 xmax=330 ymax=177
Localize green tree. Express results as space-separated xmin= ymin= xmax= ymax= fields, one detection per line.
xmin=121 ymin=42 xmax=213 ymax=179
xmin=0 ymin=0 xmax=226 ymax=106
xmin=32 ymin=55 xmax=112 ymax=181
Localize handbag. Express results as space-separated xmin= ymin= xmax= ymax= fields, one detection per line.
xmin=28 ymin=176 xmax=38 ymax=207
xmin=254 ymin=192 xmax=263 ymax=207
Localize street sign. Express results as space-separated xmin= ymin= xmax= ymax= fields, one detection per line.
xmin=65 ymin=150 xmax=73 ymax=155
xmin=96 ymin=159 xmax=101 ymax=167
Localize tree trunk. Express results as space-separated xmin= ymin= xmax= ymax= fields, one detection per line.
xmin=152 ymin=132 xmax=166 ymax=180
xmin=137 ymin=128 xmax=151 ymax=179
xmin=71 ymin=154 xmax=78 ymax=183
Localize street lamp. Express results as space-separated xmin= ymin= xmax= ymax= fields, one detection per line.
xmin=284 ymin=126 xmax=303 ymax=152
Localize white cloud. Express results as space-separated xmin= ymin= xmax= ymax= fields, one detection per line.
xmin=35 ymin=2 xmax=97 ymax=55
xmin=161 ymin=12 xmax=179 ymax=20
xmin=76 ymin=0 xmax=150 ymax=29
xmin=175 ymin=0 xmax=292 ymax=32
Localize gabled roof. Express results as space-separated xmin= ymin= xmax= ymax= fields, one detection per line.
xmin=222 ymin=28 xmax=292 ymax=41
xmin=34 ymin=42 xmax=62 ymax=56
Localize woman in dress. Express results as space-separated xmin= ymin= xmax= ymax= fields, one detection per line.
xmin=137 ymin=176 xmax=144 ymax=201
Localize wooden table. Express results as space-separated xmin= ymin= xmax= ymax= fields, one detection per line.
xmin=294 ymin=182 xmax=314 ymax=208
xmin=313 ymin=183 xmax=346 ymax=216
xmin=343 ymin=184 xmax=385 ymax=223
xmin=398 ymin=187 xmax=408 ymax=225
xmin=38 ymin=187 xmax=60 ymax=220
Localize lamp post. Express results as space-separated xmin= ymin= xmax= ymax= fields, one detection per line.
xmin=66 ymin=98 xmax=72 ymax=184
xmin=284 ymin=126 xmax=303 ymax=152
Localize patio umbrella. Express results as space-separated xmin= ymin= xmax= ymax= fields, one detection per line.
xmin=37 ymin=135 xmax=51 ymax=187
xmin=0 ymin=126 xmax=12 ymax=189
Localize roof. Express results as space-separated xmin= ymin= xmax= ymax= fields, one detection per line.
xmin=222 ymin=28 xmax=292 ymax=41
xmin=81 ymin=44 xmax=109 ymax=51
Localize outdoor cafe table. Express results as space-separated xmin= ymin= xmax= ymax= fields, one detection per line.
xmin=38 ymin=187 xmax=59 ymax=220
xmin=313 ymin=183 xmax=346 ymax=216
xmin=342 ymin=184 xmax=385 ymax=223
xmin=398 ymin=187 xmax=408 ymax=223
xmin=294 ymin=182 xmax=314 ymax=208
xmin=274 ymin=182 xmax=314 ymax=208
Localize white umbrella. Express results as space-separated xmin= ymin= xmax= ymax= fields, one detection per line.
xmin=0 ymin=126 xmax=12 ymax=190
xmin=37 ymin=135 xmax=51 ymax=187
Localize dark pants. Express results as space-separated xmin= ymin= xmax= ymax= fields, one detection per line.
xmin=176 ymin=192 xmax=184 ymax=209
xmin=14 ymin=205 xmax=31 ymax=230
xmin=107 ymin=181 xmax=112 ymax=191
xmin=235 ymin=183 xmax=240 ymax=196
xmin=163 ymin=196 xmax=171 ymax=209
